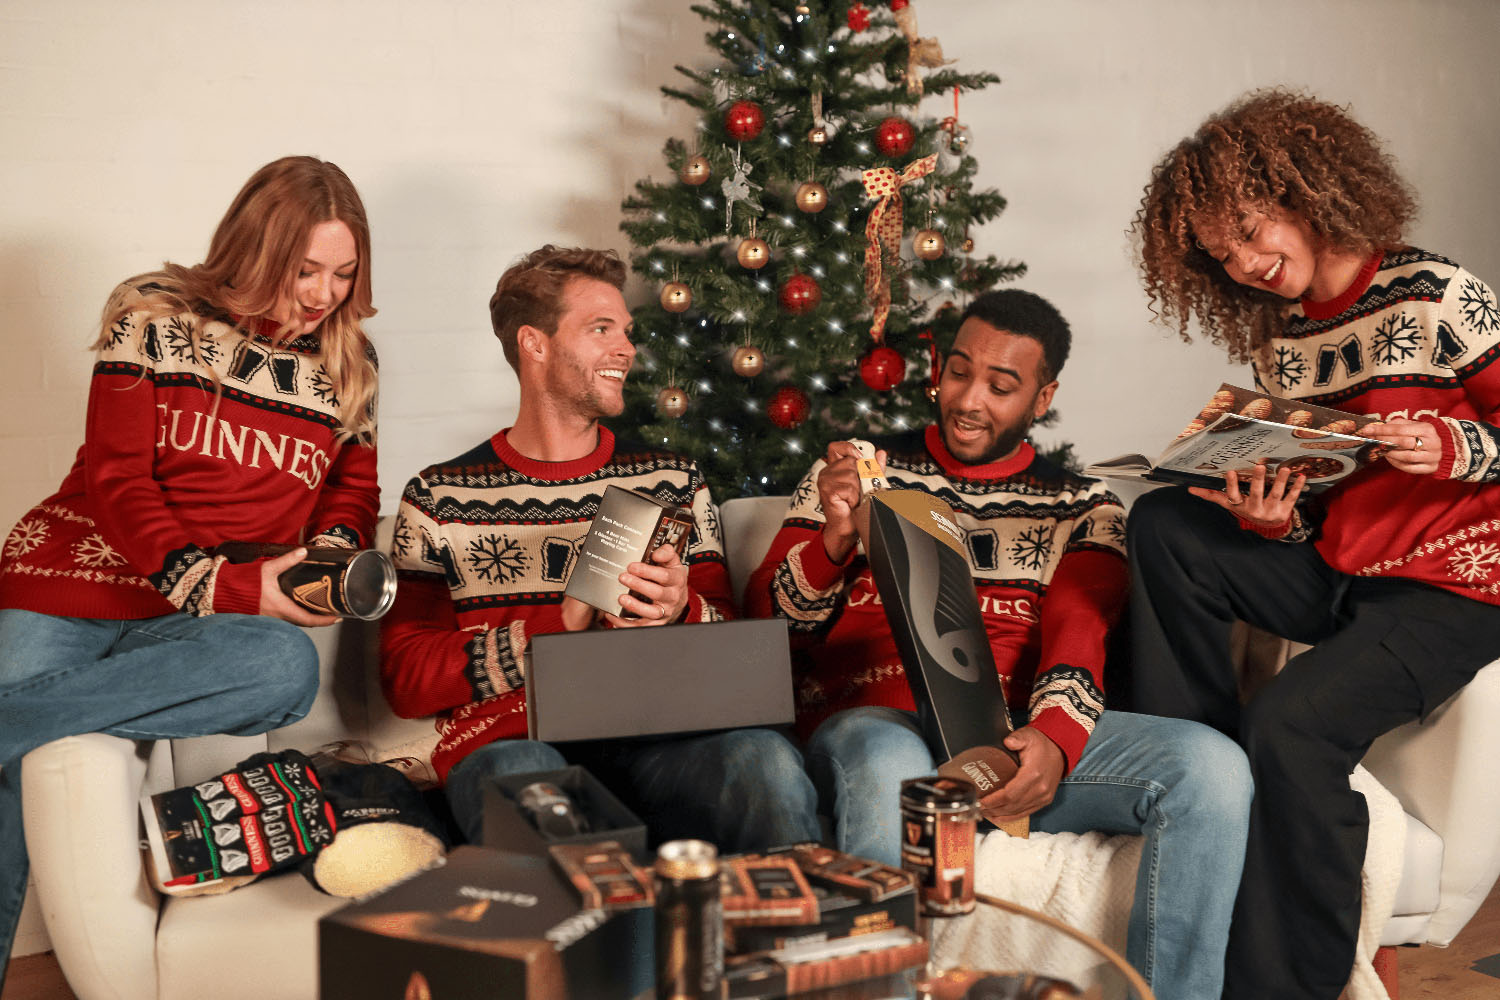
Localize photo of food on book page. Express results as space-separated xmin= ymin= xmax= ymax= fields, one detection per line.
xmin=1085 ymin=383 xmax=1391 ymax=494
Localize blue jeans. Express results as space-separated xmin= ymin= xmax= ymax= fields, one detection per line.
xmin=807 ymin=706 xmax=1252 ymax=1000
xmin=446 ymin=729 xmax=823 ymax=853
xmin=0 ymin=609 xmax=319 ymax=984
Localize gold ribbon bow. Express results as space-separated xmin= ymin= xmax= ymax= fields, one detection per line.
xmin=863 ymin=153 xmax=939 ymax=342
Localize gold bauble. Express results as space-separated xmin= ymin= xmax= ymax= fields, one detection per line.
xmin=795 ymin=181 xmax=829 ymax=214
xmin=736 ymin=237 xmax=770 ymax=270
xmin=679 ymin=155 xmax=711 ymax=186
xmin=656 ymin=386 xmax=689 ymax=418
xmin=913 ymin=229 xmax=946 ymax=261
xmin=960 ymin=237 xmax=975 ymax=254
xmin=925 ymin=384 xmax=940 ymax=402
xmin=660 ymin=281 xmax=692 ymax=313
xmin=807 ymin=125 xmax=829 ymax=147
xmin=731 ymin=344 xmax=765 ymax=377
xmin=795 ymin=2 xmax=811 ymax=13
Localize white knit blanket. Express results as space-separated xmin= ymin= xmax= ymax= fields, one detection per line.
xmin=928 ymin=764 xmax=1405 ymax=1000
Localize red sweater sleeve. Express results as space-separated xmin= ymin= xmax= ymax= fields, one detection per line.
xmin=1027 ymin=548 xmax=1128 ymax=772
xmin=379 ymin=571 xmax=566 ymax=719
xmin=305 ymin=438 xmax=379 ymax=548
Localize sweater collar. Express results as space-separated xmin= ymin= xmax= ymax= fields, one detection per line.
xmin=1300 ymin=250 xmax=1384 ymax=321
xmin=491 ymin=425 xmax=615 ymax=481
xmin=924 ymin=424 xmax=1035 ymax=480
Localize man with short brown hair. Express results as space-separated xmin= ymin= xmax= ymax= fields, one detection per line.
xmin=381 ymin=244 xmax=819 ymax=852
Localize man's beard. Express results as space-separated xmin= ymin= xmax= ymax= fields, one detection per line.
xmin=943 ymin=414 xmax=1035 ymax=466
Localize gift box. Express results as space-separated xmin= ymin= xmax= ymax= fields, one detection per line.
xmin=319 ymin=845 xmax=651 ymax=1000
xmin=481 ymin=765 xmax=648 ymax=860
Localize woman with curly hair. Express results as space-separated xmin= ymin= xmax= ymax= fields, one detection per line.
xmin=0 ymin=156 xmax=380 ymax=985
xmin=1127 ymin=88 xmax=1500 ymax=999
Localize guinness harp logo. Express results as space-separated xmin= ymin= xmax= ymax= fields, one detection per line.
xmin=906 ymin=821 xmax=923 ymax=845
xmin=404 ymin=971 xmax=432 ymax=1000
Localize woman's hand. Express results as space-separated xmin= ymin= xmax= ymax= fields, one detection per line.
xmin=1188 ymin=460 xmax=1305 ymax=529
xmin=257 ymin=548 xmax=339 ymax=627
xmin=1363 ymin=420 xmax=1441 ymax=476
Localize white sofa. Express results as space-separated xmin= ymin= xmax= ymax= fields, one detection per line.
xmin=20 ymin=496 xmax=1500 ymax=1000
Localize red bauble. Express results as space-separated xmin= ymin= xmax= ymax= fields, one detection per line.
xmin=778 ymin=273 xmax=822 ymax=314
xmin=859 ymin=346 xmax=907 ymax=391
xmin=890 ymin=0 xmax=909 ymax=9
xmin=725 ymin=100 xmax=766 ymax=141
xmin=767 ymin=386 xmax=811 ymax=429
xmin=875 ymin=116 xmax=915 ymax=157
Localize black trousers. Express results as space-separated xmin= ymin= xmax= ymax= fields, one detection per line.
xmin=1128 ymin=488 xmax=1500 ymax=1000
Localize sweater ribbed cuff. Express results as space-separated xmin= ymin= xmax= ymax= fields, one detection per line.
xmin=800 ymin=529 xmax=853 ymax=590
xmin=212 ymin=559 xmax=264 ymax=616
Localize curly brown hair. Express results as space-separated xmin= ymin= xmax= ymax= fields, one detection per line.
xmin=1133 ymin=89 xmax=1417 ymax=363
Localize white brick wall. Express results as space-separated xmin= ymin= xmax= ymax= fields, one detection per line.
xmin=2 ymin=0 xmax=1498 ymax=533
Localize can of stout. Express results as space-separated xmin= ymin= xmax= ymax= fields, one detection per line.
xmin=654 ymin=839 xmax=726 ymax=1000
xmin=899 ymin=776 xmax=981 ymax=917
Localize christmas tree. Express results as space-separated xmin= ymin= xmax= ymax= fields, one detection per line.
xmin=620 ymin=0 xmax=1026 ymax=498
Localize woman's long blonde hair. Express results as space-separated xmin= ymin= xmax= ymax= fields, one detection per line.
xmin=95 ymin=156 xmax=377 ymax=441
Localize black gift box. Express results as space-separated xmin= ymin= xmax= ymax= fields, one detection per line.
xmin=480 ymin=765 xmax=648 ymax=861
xmin=319 ymin=846 xmax=651 ymax=1000
xmin=564 ymin=484 xmax=695 ymax=616
xmin=861 ymin=491 xmax=1017 ymax=762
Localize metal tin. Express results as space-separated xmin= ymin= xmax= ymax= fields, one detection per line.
xmin=899 ymin=776 xmax=981 ymax=917
xmin=654 ymin=839 xmax=725 ymax=1000
xmin=214 ymin=543 xmax=397 ymax=620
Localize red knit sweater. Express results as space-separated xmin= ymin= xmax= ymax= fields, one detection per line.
xmin=1259 ymin=249 xmax=1500 ymax=603
xmin=0 ymin=290 xmax=378 ymax=619
xmin=379 ymin=427 xmax=733 ymax=783
xmin=744 ymin=427 xmax=1127 ymax=772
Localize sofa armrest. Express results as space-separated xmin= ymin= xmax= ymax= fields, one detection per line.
xmin=22 ymin=734 xmax=165 ymax=1000
xmin=1360 ymin=658 xmax=1500 ymax=945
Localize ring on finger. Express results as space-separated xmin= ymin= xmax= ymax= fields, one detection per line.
xmin=1226 ymin=496 xmax=1245 ymax=506
xmin=1414 ymin=436 xmax=1423 ymax=450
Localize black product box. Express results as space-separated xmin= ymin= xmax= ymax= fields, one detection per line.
xmin=861 ymin=490 xmax=1017 ymax=762
xmin=481 ymin=765 xmax=647 ymax=861
xmin=727 ymin=881 xmax=918 ymax=954
xmin=564 ymin=484 xmax=695 ymax=615
xmin=525 ymin=618 xmax=795 ymax=743
xmin=319 ymin=846 xmax=652 ymax=1000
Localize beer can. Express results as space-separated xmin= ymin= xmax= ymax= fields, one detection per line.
xmin=214 ymin=543 xmax=397 ymax=620
xmin=899 ymin=776 xmax=981 ymax=917
xmin=654 ymin=839 xmax=725 ymax=1000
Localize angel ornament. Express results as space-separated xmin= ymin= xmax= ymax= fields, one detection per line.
xmin=722 ymin=145 xmax=764 ymax=232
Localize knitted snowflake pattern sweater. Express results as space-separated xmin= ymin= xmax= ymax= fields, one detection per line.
xmin=744 ymin=427 xmax=1127 ymax=771
xmin=1257 ymin=249 xmax=1500 ymax=603
xmin=0 ymin=286 xmax=379 ymax=619
xmin=379 ymin=426 xmax=732 ymax=783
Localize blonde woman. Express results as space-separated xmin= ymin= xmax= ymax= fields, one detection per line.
xmin=0 ymin=156 xmax=380 ymax=981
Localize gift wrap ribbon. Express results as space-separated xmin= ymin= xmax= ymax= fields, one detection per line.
xmin=863 ymin=153 xmax=938 ymax=342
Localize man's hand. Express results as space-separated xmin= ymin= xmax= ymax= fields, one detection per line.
xmin=975 ymin=726 xmax=1065 ymax=823
xmin=560 ymin=595 xmax=601 ymax=632
xmin=1363 ymin=419 xmax=1440 ymax=476
xmin=1187 ymin=459 xmax=1305 ymax=530
xmin=604 ymin=543 xmax=690 ymax=628
xmin=257 ymin=548 xmax=338 ymax=627
xmin=816 ymin=441 xmax=886 ymax=564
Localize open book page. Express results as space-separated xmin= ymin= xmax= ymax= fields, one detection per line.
xmin=1084 ymin=384 xmax=1389 ymax=493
